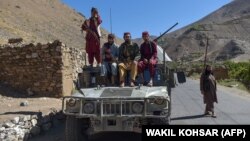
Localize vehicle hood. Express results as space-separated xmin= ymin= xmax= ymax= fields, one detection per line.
xmin=72 ymin=86 xmax=168 ymax=99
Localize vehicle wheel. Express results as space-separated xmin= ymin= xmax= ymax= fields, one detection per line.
xmin=149 ymin=111 xmax=170 ymax=125
xmin=65 ymin=116 xmax=90 ymax=141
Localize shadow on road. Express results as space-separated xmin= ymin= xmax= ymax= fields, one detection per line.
xmin=90 ymin=132 xmax=141 ymax=141
xmin=0 ymin=111 xmax=42 ymax=116
xmin=171 ymin=114 xmax=205 ymax=121
xmin=0 ymin=111 xmax=42 ymax=115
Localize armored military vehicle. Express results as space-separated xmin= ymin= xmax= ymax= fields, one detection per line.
xmin=62 ymin=23 xmax=186 ymax=141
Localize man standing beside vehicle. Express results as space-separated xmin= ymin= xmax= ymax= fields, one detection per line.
xmin=200 ymin=65 xmax=218 ymax=118
xmin=118 ymin=32 xmax=140 ymax=87
xmin=100 ymin=34 xmax=119 ymax=86
xmin=138 ymin=31 xmax=158 ymax=87
xmin=81 ymin=7 xmax=102 ymax=67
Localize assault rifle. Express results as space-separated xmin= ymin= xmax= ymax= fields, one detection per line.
xmin=81 ymin=20 xmax=100 ymax=43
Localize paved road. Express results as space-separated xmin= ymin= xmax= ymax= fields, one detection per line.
xmin=30 ymin=79 xmax=250 ymax=141
xmin=171 ymin=79 xmax=250 ymax=124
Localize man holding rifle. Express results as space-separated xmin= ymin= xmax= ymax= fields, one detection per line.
xmin=81 ymin=7 xmax=102 ymax=67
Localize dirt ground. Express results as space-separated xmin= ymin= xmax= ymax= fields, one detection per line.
xmin=0 ymin=85 xmax=62 ymax=123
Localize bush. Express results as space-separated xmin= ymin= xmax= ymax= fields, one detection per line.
xmin=224 ymin=61 xmax=250 ymax=86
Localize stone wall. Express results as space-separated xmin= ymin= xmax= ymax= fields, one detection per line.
xmin=0 ymin=110 xmax=65 ymax=141
xmin=187 ymin=66 xmax=229 ymax=80
xmin=0 ymin=40 xmax=85 ymax=97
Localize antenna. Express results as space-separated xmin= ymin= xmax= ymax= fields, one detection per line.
xmin=110 ymin=8 xmax=113 ymax=34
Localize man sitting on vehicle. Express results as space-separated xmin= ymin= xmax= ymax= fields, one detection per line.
xmin=100 ymin=34 xmax=119 ymax=85
xmin=118 ymin=32 xmax=140 ymax=87
xmin=138 ymin=31 xmax=157 ymax=87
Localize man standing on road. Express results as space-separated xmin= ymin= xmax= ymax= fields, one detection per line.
xmin=81 ymin=7 xmax=102 ymax=67
xmin=200 ymin=65 xmax=218 ymax=118
xmin=118 ymin=32 xmax=140 ymax=87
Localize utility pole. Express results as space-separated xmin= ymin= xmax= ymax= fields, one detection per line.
xmin=204 ymin=37 xmax=209 ymax=69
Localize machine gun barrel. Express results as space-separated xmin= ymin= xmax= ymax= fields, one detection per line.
xmin=153 ymin=22 xmax=178 ymax=42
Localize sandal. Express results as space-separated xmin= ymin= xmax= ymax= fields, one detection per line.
xmin=130 ymin=81 xmax=135 ymax=87
xmin=147 ymin=82 xmax=153 ymax=87
xmin=211 ymin=112 xmax=217 ymax=118
xmin=120 ymin=82 xmax=125 ymax=87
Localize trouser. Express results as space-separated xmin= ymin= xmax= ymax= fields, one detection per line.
xmin=86 ymin=38 xmax=101 ymax=65
xmin=118 ymin=61 xmax=137 ymax=82
xmin=138 ymin=59 xmax=157 ymax=77
xmin=204 ymin=92 xmax=215 ymax=113
xmin=100 ymin=62 xmax=118 ymax=76
xmin=88 ymin=52 xmax=101 ymax=65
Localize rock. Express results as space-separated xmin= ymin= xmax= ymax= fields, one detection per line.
xmin=0 ymin=133 xmax=6 ymax=140
xmin=61 ymin=43 xmax=66 ymax=47
xmin=20 ymin=101 xmax=29 ymax=106
xmin=18 ymin=117 xmax=24 ymax=123
xmin=8 ymin=38 xmax=23 ymax=44
xmin=56 ymin=46 xmax=61 ymax=52
xmin=25 ymin=55 xmax=31 ymax=58
xmin=31 ymin=115 xmax=38 ymax=120
xmin=13 ymin=127 xmax=25 ymax=139
xmin=3 ymin=122 xmax=15 ymax=128
xmin=18 ymin=122 xmax=24 ymax=126
xmin=31 ymin=119 xmax=37 ymax=126
xmin=11 ymin=117 xmax=20 ymax=124
xmin=31 ymin=53 xmax=38 ymax=58
xmin=30 ymin=126 xmax=40 ymax=136
xmin=23 ymin=115 xmax=31 ymax=122
xmin=40 ymin=97 xmax=47 ymax=100
xmin=24 ymin=121 xmax=32 ymax=129
xmin=0 ymin=127 xmax=5 ymax=132
xmin=5 ymin=135 xmax=18 ymax=141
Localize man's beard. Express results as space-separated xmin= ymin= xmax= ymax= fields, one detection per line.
xmin=205 ymin=70 xmax=212 ymax=75
xmin=108 ymin=41 xmax=114 ymax=45
xmin=125 ymin=40 xmax=131 ymax=44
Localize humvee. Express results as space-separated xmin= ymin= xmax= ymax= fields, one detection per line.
xmin=62 ymin=44 xmax=186 ymax=140
xmin=62 ymin=23 xmax=186 ymax=140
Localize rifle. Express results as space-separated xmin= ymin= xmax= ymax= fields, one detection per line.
xmin=81 ymin=19 xmax=100 ymax=43
xmin=153 ymin=22 xmax=178 ymax=42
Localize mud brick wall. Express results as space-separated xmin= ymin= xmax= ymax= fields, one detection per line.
xmin=0 ymin=40 xmax=85 ymax=97
xmin=213 ymin=66 xmax=229 ymax=80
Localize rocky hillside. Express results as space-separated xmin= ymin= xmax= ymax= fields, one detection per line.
xmin=162 ymin=0 xmax=250 ymax=62
xmin=0 ymin=0 xmax=121 ymax=51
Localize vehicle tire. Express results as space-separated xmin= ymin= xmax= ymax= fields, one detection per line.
xmin=65 ymin=116 xmax=89 ymax=141
xmin=149 ymin=111 xmax=170 ymax=125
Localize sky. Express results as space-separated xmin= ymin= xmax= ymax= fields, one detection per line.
xmin=62 ymin=0 xmax=232 ymax=39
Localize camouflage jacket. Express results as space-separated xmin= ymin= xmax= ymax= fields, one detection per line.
xmin=118 ymin=42 xmax=140 ymax=62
